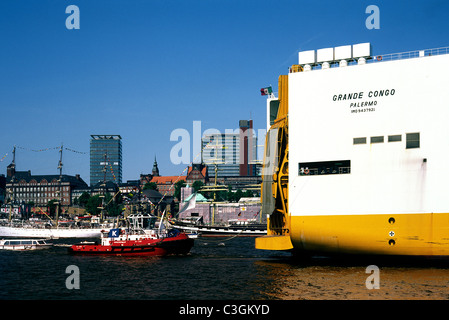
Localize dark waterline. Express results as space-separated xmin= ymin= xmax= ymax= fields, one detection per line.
xmin=2 ymin=237 xmax=449 ymax=300
xmin=0 ymin=237 xmax=290 ymax=300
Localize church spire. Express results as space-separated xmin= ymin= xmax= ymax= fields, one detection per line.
xmin=152 ymin=155 xmax=159 ymax=177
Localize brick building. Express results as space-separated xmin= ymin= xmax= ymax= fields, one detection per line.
xmin=5 ymin=163 xmax=88 ymax=207
xmin=140 ymin=159 xmax=207 ymax=198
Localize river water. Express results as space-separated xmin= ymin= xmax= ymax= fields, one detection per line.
xmin=1 ymin=237 xmax=449 ymax=300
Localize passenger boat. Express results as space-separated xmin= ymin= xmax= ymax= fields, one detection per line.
xmin=0 ymin=224 xmax=105 ymax=239
xmin=256 ymin=44 xmax=449 ymax=258
xmin=0 ymin=238 xmax=53 ymax=250
xmin=68 ymin=213 xmax=194 ymax=256
xmin=171 ymin=218 xmax=266 ymax=237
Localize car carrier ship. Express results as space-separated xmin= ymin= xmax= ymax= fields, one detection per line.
xmin=255 ymin=43 xmax=449 ymax=258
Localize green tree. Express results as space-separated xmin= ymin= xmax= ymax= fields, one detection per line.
xmin=243 ymin=190 xmax=254 ymax=198
xmin=234 ymin=190 xmax=243 ymax=202
xmin=104 ymin=192 xmax=123 ymax=217
xmin=47 ymin=199 xmax=58 ymax=218
xmin=78 ymin=192 xmax=91 ymax=207
xmin=85 ymin=195 xmax=102 ymax=215
xmin=174 ymin=180 xmax=186 ymax=201
xmin=143 ymin=182 xmax=158 ymax=191
xmin=192 ymin=180 xmax=205 ymax=193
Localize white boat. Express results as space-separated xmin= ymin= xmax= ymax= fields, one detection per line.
xmin=0 ymin=238 xmax=53 ymax=250
xmin=170 ymin=218 xmax=266 ymax=237
xmin=0 ymin=225 xmax=105 ymax=239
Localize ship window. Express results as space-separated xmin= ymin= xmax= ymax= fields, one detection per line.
xmin=299 ymin=160 xmax=351 ymax=176
xmin=269 ymin=100 xmax=280 ymax=126
xmin=406 ymin=132 xmax=420 ymax=149
xmin=353 ymin=137 xmax=366 ymax=145
xmin=388 ymin=135 xmax=402 ymax=142
xmin=370 ymin=136 xmax=384 ymax=144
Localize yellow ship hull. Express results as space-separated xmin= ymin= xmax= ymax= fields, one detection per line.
xmin=256 ymin=213 xmax=449 ymax=257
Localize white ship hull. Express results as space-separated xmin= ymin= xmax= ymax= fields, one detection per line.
xmin=0 ymin=225 xmax=104 ymax=239
xmin=171 ymin=223 xmax=266 ymax=237
xmin=0 ymin=239 xmax=53 ymax=250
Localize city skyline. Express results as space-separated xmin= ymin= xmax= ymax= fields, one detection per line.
xmin=1 ymin=1 xmax=448 ymax=184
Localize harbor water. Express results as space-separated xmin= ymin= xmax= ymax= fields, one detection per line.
xmin=1 ymin=237 xmax=449 ymax=300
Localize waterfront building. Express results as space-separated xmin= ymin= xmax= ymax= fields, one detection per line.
xmin=0 ymin=174 xmax=5 ymax=204
xmin=140 ymin=159 xmax=205 ymax=198
xmin=150 ymin=175 xmax=186 ymax=197
xmin=119 ymin=180 xmax=140 ymax=195
xmin=5 ymin=164 xmax=88 ymax=208
xmin=90 ymin=135 xmax=122 ymax=186
xmin=201 ymin=120 xmax=258 ymax=178
xmin=177 ymin=186 xmax=263 ymax=225
xmin=90 ymin=180 xmax=119 ymax=197
xmin=186 ymin=163 xmax=209 ymax=185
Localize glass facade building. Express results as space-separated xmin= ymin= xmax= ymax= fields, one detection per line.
xmin=202 ymin=133 xmax=240 ymax=178
xmin=202 ymin=120 xmax=257 ymax=178
xmin=90 ymin=135 xmax=122 ymax=186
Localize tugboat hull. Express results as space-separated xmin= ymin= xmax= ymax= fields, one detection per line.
xmin=68 ymin=234 xmax=194 ymax=256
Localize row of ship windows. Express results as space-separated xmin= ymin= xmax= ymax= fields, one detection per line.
xmin=353 ymin=132 xmax=420 ymax=149
xmin=298 ymin=133 xmax=420 ymax=177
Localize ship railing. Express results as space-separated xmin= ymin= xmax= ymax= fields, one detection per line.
xmin=291 ymin=46 xmax=449 ymax=72
xmin=368 ymin=46 xmax=449 ymax=64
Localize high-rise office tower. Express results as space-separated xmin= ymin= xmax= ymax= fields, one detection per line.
xmin=239 ymin=120 xmax=257 ymax=176
xmin=90 ymin=135 xmax=122 ymax=186
xmin=201 ymin=120 xmax=257 ymax=178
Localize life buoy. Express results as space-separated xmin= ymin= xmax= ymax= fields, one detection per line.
xmin=377 ymin=55 xmax=382 ymax=61
xmin=304 ymin=168 xmax=309 ymax=175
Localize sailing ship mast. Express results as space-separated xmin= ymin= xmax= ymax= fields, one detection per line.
xmin=98 ymin=152 xmax=108 ymax=222
xmin=55 ymin=143 xmax=64 ymax=227
xmin=7 ymin=146 xmax=17 ymax=222
xmin=201 ymin=138 xmax=228 ymax=225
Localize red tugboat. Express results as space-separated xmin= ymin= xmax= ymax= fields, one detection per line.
xmin=68 ymin=214 xmax=194 ymax=256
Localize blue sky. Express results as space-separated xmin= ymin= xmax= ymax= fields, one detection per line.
xmin=1 ymin=0 xmax=448 ymax=184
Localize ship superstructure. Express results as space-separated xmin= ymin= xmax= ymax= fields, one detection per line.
xmin=256 ymin=43 xmax=449 ymax=257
